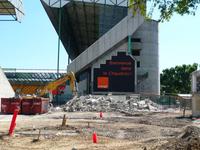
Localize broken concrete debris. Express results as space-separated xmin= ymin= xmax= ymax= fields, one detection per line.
xmin=158 ymin=126 xmax=200 ymax=150
xmin=63 ymin=95 xmax=165 ymax=112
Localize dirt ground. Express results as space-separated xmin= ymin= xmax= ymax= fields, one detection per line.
xmin=0 ymin=110 xmax=198 ymax=150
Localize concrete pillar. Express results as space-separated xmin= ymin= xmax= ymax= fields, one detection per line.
xmin=192 ymin=94 xmax=200 ymax=117
xmin=192 ymin=73 xmax=197 ymax=92
xmin=133 ymin=20 xmax=159 ymax=95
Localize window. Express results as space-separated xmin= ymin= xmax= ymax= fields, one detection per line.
xmin=131 ymin=38 xmax=141 ymax=42
xmin=137 ymin=61 xmax=140 ymax=68
xmin=132 ymin=50 xmax=140 ymax=56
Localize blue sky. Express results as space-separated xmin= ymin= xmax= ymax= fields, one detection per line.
xmin=0 ymin=0 xmax=199 ymax=72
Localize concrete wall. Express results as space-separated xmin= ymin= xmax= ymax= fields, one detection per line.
xmin=78 ymin=79 xmax=88 ymax=95
xmin=92 ymin=41 xmax=127 ymax=69
xmin=0 ymin=67 xmax=15 ymax=111
xmin=192 ymin=94 xmax=200 ymax=117
xmin=132 ymin=20 xmax=160 ymax=95
xmin=76 ymin=70 xmax=91 ymax=95
xmin=67 ymin=13 xmax=144 ymax=74
xmin=191 ymin=70 xmax=200 ymax=117
xmin=192 ymin=70 xmax=200 ymax=93
xmin=90 ymin=20 xmax=160 ymax=95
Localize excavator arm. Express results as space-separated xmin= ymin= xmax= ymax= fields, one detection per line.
xmin=39 ymin=71 xmax=77 ymax=97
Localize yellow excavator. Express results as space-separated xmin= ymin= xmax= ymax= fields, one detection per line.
xmin=15 ymin=71 xmax=77 ymax=99
xmin=36 ymin=71 xmax=77 ymax=98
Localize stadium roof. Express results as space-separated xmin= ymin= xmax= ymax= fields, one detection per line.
xmin=41 ymin=0 xmax=128 ymax=60
xmin=0 ymin=0 xmax=24 ymax=22
xmin=3 ymin=69 xmax=66 ymax=85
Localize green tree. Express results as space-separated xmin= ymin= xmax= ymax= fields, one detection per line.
xmin=160 ymin=63 xmax=198 ymax=94
xmin=129 ymin=0 xmax=200 ymax=21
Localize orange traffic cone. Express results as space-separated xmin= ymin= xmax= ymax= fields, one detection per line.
xmin=92 ymin=131 xmax=98 ymax=143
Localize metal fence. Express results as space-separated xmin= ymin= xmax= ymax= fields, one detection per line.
xmin=140 ymin=94 xmax=192 ymax=110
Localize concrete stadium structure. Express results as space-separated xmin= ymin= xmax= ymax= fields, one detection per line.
xmin=0 ymin=0 xmax=24 ymax=22
xmin=41 ymin=0 xmax=160 ymax=95
xmin=192 ymin=70 xmax=200 ymax=117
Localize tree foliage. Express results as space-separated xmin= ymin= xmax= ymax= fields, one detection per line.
xmin=160 ymin=63 xmax=198 ymax=94
xmin=129 ymin=0 xmax=200 ymax=21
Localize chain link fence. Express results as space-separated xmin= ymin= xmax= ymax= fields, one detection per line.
xmin=139 ymin=93 xmax=192 ymax=112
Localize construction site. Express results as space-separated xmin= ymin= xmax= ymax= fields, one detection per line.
xmin=0 ymin=0 xmax=200 ymax=149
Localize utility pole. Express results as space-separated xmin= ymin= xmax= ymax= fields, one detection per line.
xmin=56 ymin=0 xmax=62 ymax=105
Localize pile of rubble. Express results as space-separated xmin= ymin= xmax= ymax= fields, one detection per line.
xmin=158 ymin=126 xmax=200 ymax=150
xmin=63 ymin=95 xmax=162 ymax=112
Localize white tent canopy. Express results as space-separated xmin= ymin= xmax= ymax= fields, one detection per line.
xmin=0 ymin=67 xmax=15 ymax=112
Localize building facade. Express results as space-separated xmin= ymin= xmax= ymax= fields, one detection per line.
xmin=73 ymin=20 xmax=159 ymax=95
xmin=41 ymin=0 xmax=160 ymax=95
